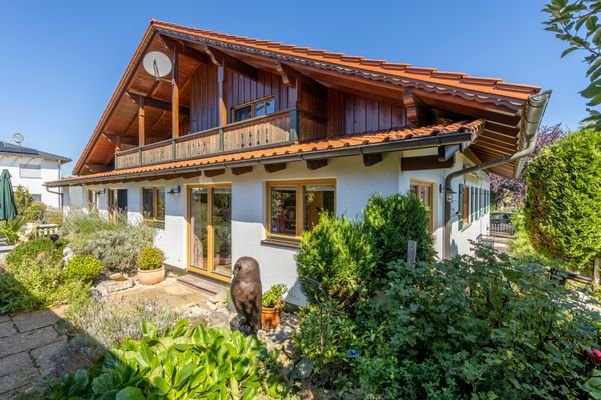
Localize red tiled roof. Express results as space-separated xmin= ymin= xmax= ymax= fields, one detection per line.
xmin=151 ymin=20 xmax=540 ymax=101
xmin=53 ymin=120 xmax=484 ymax=186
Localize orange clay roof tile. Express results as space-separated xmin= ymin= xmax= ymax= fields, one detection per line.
xmin=55 ymin=120 xmax=484 ymax=185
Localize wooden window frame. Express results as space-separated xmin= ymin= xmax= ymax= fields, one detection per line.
xmin=410 ymin=179 xmax=435 ymax=234
xmin=265 ymin=179 xmax=336 ymax=244
xmin=141 ymin=187 xmax=165 ymax=229
xmin=232 ymin=96 xmax=275 ymax=122
xmin=87 ymin=189 xmax=97 ymax=211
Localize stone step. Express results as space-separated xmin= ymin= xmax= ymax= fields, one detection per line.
xmin=177 ymin=274 xmax=229 ymax=296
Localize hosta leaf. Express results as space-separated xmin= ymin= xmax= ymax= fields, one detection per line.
xmin=174 ymin=363 xmax=195 ymax=389
xmin=151 ymin=376 xmax=170 ymax=395
xmin=142 ymin=322 xmax=158 ymax=340
xmin=116 ymin=386 xmax=145 ymax=400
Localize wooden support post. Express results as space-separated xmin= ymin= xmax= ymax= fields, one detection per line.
xmin=218 ymin=63 xmax=227 ymax=126
xmin=138 ymin=96 xmax=145 ymax=146
xmin=407 ymin=240 xmax=417 ymax=266
xmin=172 ymin=46 xmax=180 ymax=138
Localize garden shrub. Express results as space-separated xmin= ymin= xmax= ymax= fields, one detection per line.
xmin=49 ymin=320 xmax=283 ymax=399
xmin=66 ymin=299 xmax=182 ymax=349
xmin=362 ymin=193 xmax=434 ymax=268
xmin=295 ymin=245 xmax=601 ymax=398
xmin=524 ymin=129 xmax=601 ymax=273
xmin=62 ymin=255 xmax=104 ymax=282
xmin=76 ymin=224 xmax=154 ymax=274
xmin=0 ymin=238 xmax=90 ymax=314
xmin=137 ymin=246 xmax=164 ymax=271
xmin=0 ymin=215 xmax=26 ymax=244
xmin=14 ymin=185 xmax=46 ymax=222
xmin=295 ymin=213 xmax=373 ymax=303
xmin=62 ymin=210 xmax=123 ymax=248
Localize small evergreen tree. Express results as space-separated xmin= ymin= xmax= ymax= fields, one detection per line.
xmin=524 ymin=129 xmax=601 ymax=278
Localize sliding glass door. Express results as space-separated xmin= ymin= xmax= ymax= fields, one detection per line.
xmin=188 ymin=185 xmax=232 ymax=281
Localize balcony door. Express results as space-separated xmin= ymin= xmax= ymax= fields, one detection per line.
xmin=187 ymin=185 xmax=232 ymax=282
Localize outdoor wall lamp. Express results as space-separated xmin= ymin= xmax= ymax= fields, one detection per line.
xmin=167 ymin=186 xmax=181 ymax=195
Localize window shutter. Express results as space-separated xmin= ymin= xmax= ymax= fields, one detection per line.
xmin=458 ymin=184 xmax=464 ymax=230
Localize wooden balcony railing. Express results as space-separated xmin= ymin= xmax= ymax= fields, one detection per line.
xmin=114 ymin=109 xmax=300 ymax=170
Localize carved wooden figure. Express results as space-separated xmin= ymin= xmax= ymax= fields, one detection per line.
xmin=230 ymin=256 xmax=262 ymax=333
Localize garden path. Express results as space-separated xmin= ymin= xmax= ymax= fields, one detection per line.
xmin=0 ymin=307 xmax=67 ymax=399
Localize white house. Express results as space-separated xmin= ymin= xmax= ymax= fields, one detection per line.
xmin=48 ymin=20 xmax=550 ymax=304
xmin=0 ymin=141 xmax=70 ymax=208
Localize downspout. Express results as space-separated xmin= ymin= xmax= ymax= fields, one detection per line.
xmin=442 ymin=90 xmax=551 ymax=259
xmin=45 ymin=186 xmax=64 ymax=211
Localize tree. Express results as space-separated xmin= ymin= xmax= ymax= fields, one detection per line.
xmin=543 ymin=0 xmax=601 ymax=128
xmin=524 ymin=129 xmax=601 ymax=280
xmin=490 ymin=124 xmax=566 ymax=209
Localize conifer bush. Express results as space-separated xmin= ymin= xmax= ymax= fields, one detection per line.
xmin=524 ymin=129 xmax=601 ymax=273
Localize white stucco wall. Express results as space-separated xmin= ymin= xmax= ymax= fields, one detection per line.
xmin=0 ymin=156 xmax=63 ymax=208
xmin=63 ymin=150 xmax=490 ymax=305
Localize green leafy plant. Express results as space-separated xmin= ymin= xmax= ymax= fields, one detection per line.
xmin=137 ymin=246 xmax=165 ymax=271
xmin=0 ymin=215 xmax=26 ymax=244
xmin=49 ymin=320 xmax=283 ymax=399
xmin=524 ymin=129 xmax=601 ymax=275
xmin=5 ymin=237 xmax=66 ymax=266
xmin=13 ymin=185 xmax=47 ymax=222
xmin=63 ymin=255 xmax=104 ymax=282
xmin=543 ymin=0 xmax=601 ymax=128
xmin=296 ymin=245 xmax=601 ymax=398
xmin=262 ymin=284 xmax=287 ymax=308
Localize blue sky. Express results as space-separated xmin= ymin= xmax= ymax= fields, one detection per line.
xmin=0 ymin=0 xmax=590 ymax=174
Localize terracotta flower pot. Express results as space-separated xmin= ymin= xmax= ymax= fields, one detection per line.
xmin=136 ymin=265 xmax=165 ymax=285
xmin=261 ymin=306 xmax=282 ymax=329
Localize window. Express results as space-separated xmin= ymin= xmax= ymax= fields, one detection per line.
xmin=233 ymin=97 xmax=275 ymax=122
xmin=87 ymin=190 xmax=98 ymax=210
xmin=19 ymin=164 xmax=41 ymax=179
xmin=108 ymin=189 xmax=128 ymax=220
xmin=267 ymin=180 xmax=335 ymax=241
xmin=142 ymin=187 xmax=165 ymax=228
xmin=410 ymin=180 xmax=434 ymax=233
xmin=31 ymin=194 xmax=42 ymax=202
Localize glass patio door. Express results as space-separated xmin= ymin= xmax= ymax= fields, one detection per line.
xmin=188 ymin=186 xmax=232 ymax=281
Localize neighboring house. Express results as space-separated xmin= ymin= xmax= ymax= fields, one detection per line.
xmin=47 ymin=20 xmax=549 ymax=304
xmin=0 ymin=141 xmax=70 ymax=208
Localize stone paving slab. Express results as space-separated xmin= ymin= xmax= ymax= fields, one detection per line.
xmin=31 ymin=337 xmax=67 ymax=373
xmin=0 ymin=326 xmax=61 ymax=358
xmin=11 ymin=310 xmax=61 ymax=333
xmin=0 ymin=321 xmax=17 ymax=338
xmin=0 ymin=315 xmax=10 ymax=324
xmin=0 ymin=352 xmax=36 ymax=397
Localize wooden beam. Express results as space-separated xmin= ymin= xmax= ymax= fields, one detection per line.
xmin=402 ymin=92 xmax=436 ymax=127
xmin=102 ymin=133 xmax=138 ymax=146
xmin=203 ymin=168 xmax=225 ymax=177
xmin=172 ymin=46 xmax=180 ymax=138
xmin=85 ymin=163 xmax=112 ymax=173
xmin=231 ymin=166 xmax=253 ymax=175
xmin=126 ymin=91 xmax=190 ymax=114
xmin=264 ymin=163 xmax=286 ymax=173
xmin=438 ymin=144 xmax=461 ymax=161
xmin=201 ymin=45 xmax=259 ymax=81
xmin=401 ymin=154 xmax=455 ymax=171
xmin=275 ymin=61 xmax=296 ymax=88
xmin=362 ymin=153 xmax=382 ymax=167
xmin=138 ymin=96 xmax=145 ymax=146
xmin=181 ymin=46 xmax=210 ymax=65
xmin=306 ymin=159 xmax=327 ymax=170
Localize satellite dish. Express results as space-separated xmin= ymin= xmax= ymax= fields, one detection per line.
xmin=12 ymin=132 xmax=24 ymax=145
xmin=142 ymin=51 xmax=172 ymax=80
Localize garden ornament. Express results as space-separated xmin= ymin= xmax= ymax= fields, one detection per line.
xmin=231 ymin=256 xmax=262 ymax=333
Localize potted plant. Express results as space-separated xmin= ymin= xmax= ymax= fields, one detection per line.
xmin=261 ymin=284 xmax=287 ymax=329
xmin=136 ymin=246 xmax=165 ymax=285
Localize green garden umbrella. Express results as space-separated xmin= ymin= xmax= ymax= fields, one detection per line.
xmin=0 ymin=170 xmax=18 ymax=221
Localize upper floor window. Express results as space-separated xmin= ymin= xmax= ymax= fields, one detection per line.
xmin=233 ymin=97 xmax=275 ymax=122
xmin=410 ymin=180 xmax=434 ymax=233
xmin=142 ymin=187 xmax=165 ymax=228
xmin=20 ymin=164 xmax=41 ymax=179
xmin=267 ymin=180 xmax=335 ymax=241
